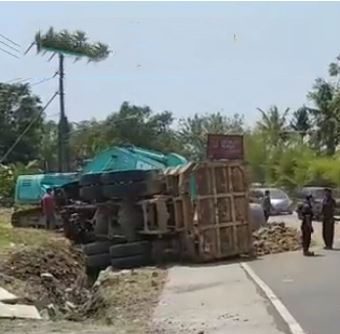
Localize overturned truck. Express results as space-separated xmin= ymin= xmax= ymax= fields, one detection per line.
xmin=12 ymin=141 xmax=256 ymax=269
xmin=60 ymin=159 xmax=254 ymax=270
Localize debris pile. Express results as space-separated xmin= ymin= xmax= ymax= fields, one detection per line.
xmin=0 ymin=239 xmax=89 ymax=318
xmin=252 ymin=222 xmax=301 ymax=256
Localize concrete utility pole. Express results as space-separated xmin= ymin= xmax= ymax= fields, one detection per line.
xmin=33 ymin=28 xmax=110 ymax=172
xmin=57 ymin=53 xmax=70 ymax=172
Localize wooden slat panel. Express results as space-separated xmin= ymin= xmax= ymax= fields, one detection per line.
xmin=173 ymin=160 xmax=252 ymax=262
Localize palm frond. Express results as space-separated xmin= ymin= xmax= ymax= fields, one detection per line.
xmin=34 ymin=27 xmax=110 ymax=62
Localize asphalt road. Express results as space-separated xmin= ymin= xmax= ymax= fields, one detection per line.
xmin=251 ymin=214 xmax=340 ymax=334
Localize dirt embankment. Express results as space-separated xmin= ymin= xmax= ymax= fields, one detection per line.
xmin=0 ymin=236 xmax=166 ymax=334
xmin=0 ymin=238 xmax=89 ymax=316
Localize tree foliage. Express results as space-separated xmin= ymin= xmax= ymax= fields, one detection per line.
xmin=308 ymin=78 xmax=340 ymax=155
xmin=6 ymin=52 xmax=340 ymax=200
xmin=290 ymin=106 xmax=311 ymax=139
xmin=0 ymin=161 xmax=41 ymax=202
xmin=35 ymin=27 xmax=110 ymax=62
xmin=69 ymin=102 xmax=183 ymax=162
xmin=256 ymin=106 xmax=290 ymax=147
xmin=0 ymin=83 xmax=44 ymax=164
xmin=179 ymin=112 xmax=244 ymax=160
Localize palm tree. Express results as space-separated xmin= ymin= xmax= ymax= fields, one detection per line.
xmin=35 ymin=27 xmax=110 ymax=62
xmin=307 ymin=78 xmax=340 ymax=155
xmin=256 ymin=106 xmax=290 ymax=146
xmin=290 ymin=106 xmax=312 ymax=140
xmin=33 ymin=28 xmax=110 ymax=172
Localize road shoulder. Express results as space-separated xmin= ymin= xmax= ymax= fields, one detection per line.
xmin=152 ymin=262 xmax=289 ymax=334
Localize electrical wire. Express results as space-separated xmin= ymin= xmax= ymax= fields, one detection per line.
xmin=5 ymin=77 xmax=32 ymax=84
xmin=24 ymin=41 xmax=35 ymax=55
xmin=0 ymin=33 xmax=20 ymax=47
xmin=0 ymin=40 xmax=20 ymax=53
xmin=30 ymin=74 xmax=58 ymax=87
xmin=5 ymin=77 xmax=22 ymax=83
xmin=4 ymin=72 xmax=57 ymax=87
xmin=0 ymin=46 xmax=19 ymax=59
xmin=0 ymin=91 xmax=58 ymax=164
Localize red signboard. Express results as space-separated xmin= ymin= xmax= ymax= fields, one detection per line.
xmin=207 ymin=134 xmax=244 ymax=161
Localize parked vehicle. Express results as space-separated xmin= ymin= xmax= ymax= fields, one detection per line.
xmin=249 ymin=187 xmax=293 ymax=215
xmin=295 ymin=186 xmax=340 ymax=221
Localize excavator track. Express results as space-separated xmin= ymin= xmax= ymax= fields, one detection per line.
xmin=11 ymin=207 xmax=45 ymax=228
xmin=11 ymin=207 xmax=62 ymax=229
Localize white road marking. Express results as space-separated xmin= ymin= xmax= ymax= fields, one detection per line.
xmin=241 ymin=263 xmax=306 ymax=334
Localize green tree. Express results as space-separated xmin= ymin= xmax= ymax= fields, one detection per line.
xmin=102 ymin=102 xmax=181 ymax=152
xmin=307 ymin=78 xmax=340 ymax=155
xmin=290 ymin=106 xmax=312 ymax=139
xmin=0 ymin=160 xmax=41 ymax=201
xmin=70 ymin=119 xmax=108 ymax=160
xmin=178 ymin=112 xmax=244 ymax=161
xmin=69 ymin=102 xmax=182 ymax=162
xmin=244 ymin=131 xmax=268 ymax=184
xmin=0 ymin=83 xmax=44 ymax=164
xmin=256 ymin=106 xmax=290 ymax=147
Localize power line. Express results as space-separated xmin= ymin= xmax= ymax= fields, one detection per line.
xmin=31 ymin=73 xmax=58 ymax=87
xmin=5 ymin=77 xmax=22 ymax=83
xmin=0 ymin=46 xmax=19 ymax=59
xmin=0 ymin=91 xmax=58 ymax=164
xmin=4 ymin=72 xmax=57 ymax=87
xmin=5 ymin=77 xmax=32 ymax=84
xmin=0 ymin=33 xmax=20 ymax=47
xmin=0 ymin=40 xmax=20 ymax=53
xmin=24 ymin=41 xmax=35 ymax=55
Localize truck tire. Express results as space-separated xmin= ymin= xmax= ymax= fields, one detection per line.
xmin=118 ymin=202 xmax=143 ymax=242
xmin=110 ymin=241 xmax=150 ymax=258
xmin=82 ymin=241 xmax=115 ymax=256
xmin=85 ymin=253 xmax=111 ymax=269
xmin=111 ymin=254 xmax=150 ymax=269
xmin=79 ymin=173 xmax=102 ymax=186
xmin=101 ymin=170 xmax=159 ymax=185
xmin=80 ymin=185 xmax=103 ymax=202
xmin=102 ymin=180 xmax=164 ymax=199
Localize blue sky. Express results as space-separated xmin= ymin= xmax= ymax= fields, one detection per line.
xmin=1 ymin=1 xmax=340 ymax=126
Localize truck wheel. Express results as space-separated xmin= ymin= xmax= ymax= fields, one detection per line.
xmin=101 ymin=170 xmax=159 ymax=185
xmin=80 ymin=185 xmax=103 ymax=202
xmin=110 ymin=241 xmax=150 ymax=258
xmin=118 ymin=203 xmax=143 ymax=242
xmin=111 ymin=254 xmax=150 ymax=269
xmin=85 ymin=253 xmax=111 ymax=270
xmin=79 ymin=173 xmax=102 ymax=186
xmin=82 ymin=241 xmax=115 ymax=256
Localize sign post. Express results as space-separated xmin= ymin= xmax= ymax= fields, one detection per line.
xmin=207 ymin=134 xmax=244 ymax=161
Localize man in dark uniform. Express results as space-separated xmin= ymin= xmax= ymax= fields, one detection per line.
xmin=322 ymin=188 xmax=336 ymax=250
xmin=300 ymin=194 xmax=314 ymax=256
xmin=262 ymin=190 xmax=272 ymax=222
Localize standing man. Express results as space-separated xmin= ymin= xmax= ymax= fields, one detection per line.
xmin=300 ymin=194 xmax=315 ymax=256
xmin=322 ymin=188 xmax=336 ymax=250
xmin=41 ymin=188 xmax=56 ymax=230
xmin=262 ymin=190 xmax=272 ymax=222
